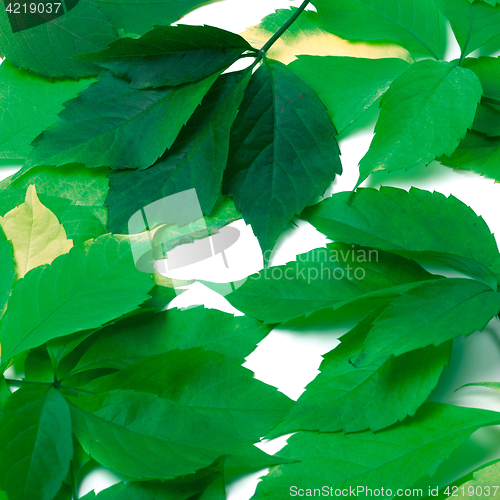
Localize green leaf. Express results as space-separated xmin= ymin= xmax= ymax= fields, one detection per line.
xmin=440 ymin=130 xmax=500 ymax=181
xmin=289 ymin=56 xmax=409 ymax=132
xmin=253 ymin=403 xmax=500 ymax=499
xmin=437 ymin=0 xmax=500 ymax=58
xmin=302 ymin=187 xmax=500 ymax=284
xmin=443 ymin=459 xmax=500 ymax=498
xmin=0 ymin=61 xmax=93 ymax=160
xmin=224 ymin=58 xmax=341 ymax=259
xmin=0 ymin=376 xmax=11 ymax=408
xmin=94 ymin=0 xmax=221 ymax=36
xmin=28 ymin=70 xmax=219 ymax=170
xmin=268 ymin=312 xmax=451 ymax=436
xmin=105 ymin=71 xmax=249 ymax=233
xmin=0 ymin=225 xmax=15 ymax=317
xmin=0 ymin=234 xmax=154 ymax=367
xmin=353 ymin=278 xmax=500 ymax=367
xmin=463 ymin=57 xmax=500 ymax=99
xmin=460 ymin=381 xmax=500 ymax=391
xmin=68 ymin=306 xmax=271 ymax=376
xmin=356 ymin=60 xmax=482 ymax=187
xmin=0 ymin=0 xmax=117 ymax=78
xmin=0 ymin=385 xmax=72 ymax=500
xmin=471 ymin=103 xmax=500 ymax=136
xmin=312 ymin=0 xmax=442 ymax=57
xmin=79 ymin=25 xmax=252 ymax=88
xmin=223 ymin=243 xmax=436 ymax=324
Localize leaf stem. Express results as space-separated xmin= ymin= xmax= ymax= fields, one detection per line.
xmin=482 ymin=95 xmax=500 ymax=106
xmin=5 ymin=378 xmax=52 ymax=387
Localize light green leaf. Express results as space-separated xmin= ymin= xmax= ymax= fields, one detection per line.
xmin=268 ymin=312 xmax=451 ymax=436
xmin=0 ymin=0 xmax=117 ymax=78
xmin=0 ymin=385 xmax=72 ymax=500
xmin=105 ymin=71 xmax=248 ymax=233
xmin=353 ymin=278 xmax=500 ymax=367
xmin=0 ymin=185 xmax=73 ymax=279
xmin=0 ymin=234 xmax=154 ymax=367
xmin=356 ymin=60 xmax=482 ymax=187
xmin=253 ymin=403 xmax=500 ymax=499
xmin=460 ymin=381 xmax=500 ymax=391
xmin=28 ymin=70 xmax=219 ymax=170
xmin=312 ymin=0 xmax=442 ymax=57
xmin=289 ymin=56 xmax=409 ymax=132
xmin=443 ymin=459 xmax=500 ymax=499
xmin=224 ymin=58 xmax=341 ymax=258
xmin=0 ymin=61 xmax=93 ymax=160
xmin=437 ymin=0 xmax=500 ymax=58
xmin=223 ymin=243 xmax=436 ymax=324
xmin=440 ymin=130 xmax=500 ymax=181
xmin=302 ymin=187 xmax=500 ymax=284
xmin=79 ymin=25 xmax=252 ymax=88
xmin=0 ymin=225 xmax=15 ymax=317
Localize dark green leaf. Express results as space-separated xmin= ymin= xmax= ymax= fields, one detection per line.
xmin=437 ymin=0 xmax=500 ymax=58
xmin=302 ymin=187 xmax=500 ymax=284
xmin=0 ymin=234 xmax=154 ymax=367
xmin=253 ymin=403 xmax=500 ymax=499
xmin=105 ymin=71 xmax=249 ymax=232
xmin=440 ymin=130 xmax=500 ymax=181
xmin=223 ymin=243 xmax=436 ymax=324
xmin=312 ymin=0 xmax=441 ymax=57
xmin=28 ymin=71 xmax=219 ymax=170
xmin=353 ymin=278 xmax=500 ymax=367
xmin=289 ymin=56 xmax=409 ymax=132
xmin=224 ymin=58 xmax=341 ymax=258
xmin=25 ymin=347 xmax=53 ymax=383
xmin=69 ymin=306 xmax=271 ymax=377
xmin=471 ymin=103 xmax=500 ymax=137
xmin=0 ymin=376 xmax=10 ymax=408
xmin=356 ymin=60 xmax=482 ymax=187
xmin=462 ymin=57 xmax=500 ymax=98
xmin=0 ymin=225 xmax=15 ymax=317
xmin=0 ymin=61 xmax=93 ymax=160
xmin=79 ymin=25 xmax=252 ymax=88
xmin=0 ymin=0 xmax=117 ymax=78
xmin=268 ymin=312 xmax=451 ymax=436
xmin=0 ymin=385 xmax=72 ymax=500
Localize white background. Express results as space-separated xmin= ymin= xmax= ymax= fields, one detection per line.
xmin=2 ymin=0 xmax=500 ymax=497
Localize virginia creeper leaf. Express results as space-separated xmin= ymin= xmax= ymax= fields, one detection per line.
xmin=224 ymin=58 xmax=341 ymax=259
xmin=437 ymin=0 xmax=500 ymax=58
xmin=79 ymin=25 xmax=252 ymax=88
xmin=28 ymin=70 xmax=219 ymax=170
xmin=0 ymin=61 xmax=93 ymax=160
xmin=444 ymin=459 xmax=500 ymax=498
xmin=440 ymin=131 xmax=500 ymax=181
xmin=356 ymin=60 xmax=482 ymax=188
xmin=224 ymin=243 xmax=436 ymax=324
xmin=253 ymin=403 xmax=500 ymax=499
xmin=0 ymin=234 xmax=154 ymax=367
xmin=353 ymin=278 xmax=500 ymax=367
xmin=268 ymin=312 xmax=451 ymax=436
xmin=0 ymin=385 xmax=72 ymax=500
xmin=289 ymin=56 xmax=409 ymax=132
xmin=302 ymin=187 xmax=500 ymax=284
xmin=241 ymin=8 xmax=411 ymax=65
xmin=0 ymin=225 xmax=15 ymax=317
xmin=70 ymin=306 xmax=271 ymax=376
xmin=0 ymin=0 xmax=117 ymax=78
xmin=105 ymin=71 xmax=249 ymax=233
xmin=312 ymin=0 xmax=441 ymax=57
xmin=0 ymin=185 xmax=73 ymax=279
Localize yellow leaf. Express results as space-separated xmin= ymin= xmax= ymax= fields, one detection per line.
xmin=241 ymin=8 xmax=411 ymax=65
xmin=0 ymin=185 xmax=73 ymax=278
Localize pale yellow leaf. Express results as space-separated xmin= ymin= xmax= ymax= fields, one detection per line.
xmin=241 ymin=9 xmax=412 ymax=65
xmin=0 ymin=185 xmax=73 ymax=278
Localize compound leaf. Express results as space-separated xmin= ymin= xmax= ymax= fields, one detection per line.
xmin=224 ymin=58 xmax=341 ymax=259
xmin=312 ymin=0 xmax=441 ymax=57
xmin=0 ymin=385 xmax=72 ymax=500
xmin=0 ymin=0 xmax=117 ymax=78
xmin=79 ymin=24 xmax=252 ymax=88
xmin=437 ymin=0 xmax=500 ymax=58
xmin=353 ymin=278 xmax=500 ymax=367
xmin=0 ymin=61 xmax=93 ymax=160
xmin=0 ymin=185 xmax=73 ymax=279
xmin=253 ymin=403 xmax=500 ymax=499
xmin=356 ymin=60 xmax=482 ymax=187
xmin=105 ymin=71 xmax=249 ymax=233
xmin=28 ymin=70 xmax=219 ymax=170
xmin=0 ymin=234 xmax=153 ymax=367
xmin=289 ymin=56 xmax=409 ymax=132
xmin=268 ymin=312 xmax=451 ymax=436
